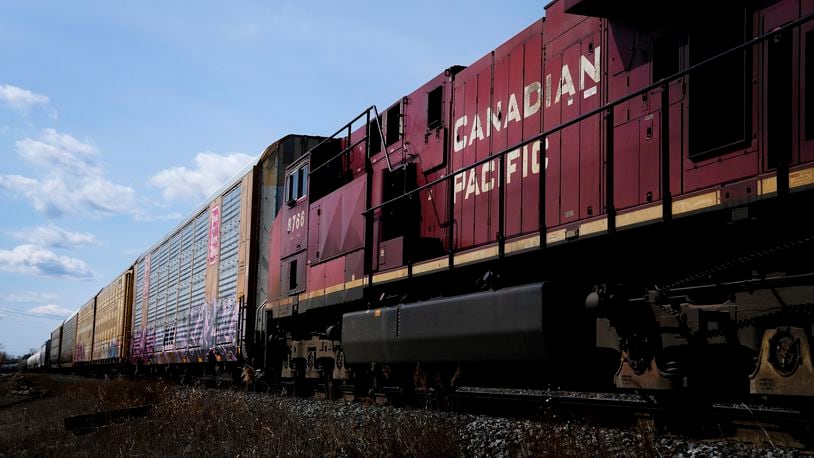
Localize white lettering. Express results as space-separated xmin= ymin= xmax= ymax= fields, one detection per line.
xmin=545 ymin=74 xmax=552 ymax=108
xmin=522 ymin=145 xmax=529 ymax=178
xmin=506 ymin=149 xmax=520 ymax=184
xmin=580 ymin=46 xmax=601 ymax=91
xmin=488 ymin=102 xmax=502 ymax=137
xmin=481 ymin=160 xmax=495 ymax=193
xmin=465 ymin=169 xmax=480 ymax=200
xmin=531 ymin=140 xmax=541 ymax=174
xmin=453 ymin=172 xmax=465 ymax=204
xmin=505 ymin=93 xmax=521 ymax=128
xmin=453 ymin=115 xmax=468 ymax=152
xmin=555 ymin=64 xmax=576 ymax=104
xmin=468 ymin=113 xmax=484 ymax=146
xmin=452 ymin=140 xmax=547 ymax=202
xmin=523 ymin=82 xmax=541 ymax=119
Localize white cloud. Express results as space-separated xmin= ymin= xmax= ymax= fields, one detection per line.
xmin=29 ymin=304 xmax=74 ymax=317
xmin=9 ymin=224 xmax=99 ymax=249
xmin=16 ymin=128 xmax=96 ymax=172
xmin=150 ymin=152 xmax=253 ymax=202
xmin=0 ymin=129 xmax=137 ymax=218
xmin=0 ymin=291 xmax=59 ymax=303
xmin=0 ymin=244 xmax=94 ymax=280
xmin=131 ymin=209 xmax=184 ymax=223
xmin=0 ymin=84 xmax=57 ymax=118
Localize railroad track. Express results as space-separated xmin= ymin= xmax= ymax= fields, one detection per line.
xmin=249 ymin=378 xmax=812 ymax=442
xmin=445 ymin=386 xmax=813 ymax=448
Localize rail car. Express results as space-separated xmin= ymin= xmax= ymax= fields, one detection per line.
xmin=27 ymin=0 xmax=814 ymax=402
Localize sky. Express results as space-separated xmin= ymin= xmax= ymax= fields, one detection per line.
xmin=0 ymin=0 xmax=544 ymax=357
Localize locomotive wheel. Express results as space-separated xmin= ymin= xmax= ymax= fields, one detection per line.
xmin=769 ymin=329 xmax=802 ymax=377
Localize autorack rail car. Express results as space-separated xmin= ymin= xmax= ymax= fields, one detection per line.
xmin=27 ymin=0 xmax=814 ymax=402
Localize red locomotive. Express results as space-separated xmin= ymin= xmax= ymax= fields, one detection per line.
xmin=35 ymin=0 xmax=814 ymax=402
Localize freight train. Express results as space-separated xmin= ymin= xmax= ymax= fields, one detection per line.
xmin=25 ymin=0 xmax=814 ymax=402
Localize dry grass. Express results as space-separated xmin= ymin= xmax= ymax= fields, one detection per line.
xmin=0 ymin=374 xmax=459 ymax=457
xmin=0 ymin=374 xmax=665 ymax=457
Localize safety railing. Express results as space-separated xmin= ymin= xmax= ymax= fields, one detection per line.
xmin=307 ymin=105 xmax=400 ymax=177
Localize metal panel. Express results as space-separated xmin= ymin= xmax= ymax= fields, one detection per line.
xmin=543 ymin=52 xmax=563 ymax=228
xmin=187 ymin=210 xmax=209 ymax=349
xmin=521 ymin=32 xmax=544 ymax=234
xmin=579 ymin=33 xmax=602 ymax=221
xmin=614 ymin=120 xmax=641 ymax=209
xmin=639 ymin=112 xmax=661 ymax=204
xmin=75 ymin=298 xmax=95 ymax=363
xmin=281 ymin=186 xmax=310 ymax=259
xmin=152 ymin=239 xmax=170 ymax=353
xmin=164 ymin=232 xmax=181 ymax=350
xmin=560 ymin=43 xmax=581 ymax=225
xmin=504 ymin=46 xmax=526 ymax=239
xmin=61 ymin=313 xmax=77 ymax=366
xmin=49 ymin=325 xmax=62 ymax=366
xmin=93 ymin=270 xmax=133 ymax=362
xmin=255 ymin=152 xmax=280 ymax=309
xmin=131 ymin=257 xmax=148 ymax=362
xmin=402 ymin=73 xmax=449 ymax=171
xmin=133 ymin=259 xmax=145 ymax=332
xmin=802 ymin=19 xmax=814 ymax=164
xmin=343 ymin=283 xmax=548 ymax=363
xmin=461 ymin=71 xmax=478 ymax=248
xmin=174 ymin=222 xmax=194 ymax=350
xmin=40 ymin=341 xmax=49 ymax=368
xmin=476 ymin=66 xmax=495 ymax=245
xmin=216 ymin=184 xmax=241 ymax=345
xmin=146 ymin=248 xmax=159 ymax=335
xmin=451 ymin=76 xmax=467 ymax=250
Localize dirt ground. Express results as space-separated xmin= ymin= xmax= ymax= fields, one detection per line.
xmin=0 ymin=372 xmax=165 ymax=456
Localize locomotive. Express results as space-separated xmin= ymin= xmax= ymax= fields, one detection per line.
xmin=32 ymin=0 xmax=814 ymax=402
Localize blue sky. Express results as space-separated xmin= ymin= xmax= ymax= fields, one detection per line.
xmin=0 ymin=1 xmax=543 ymax=357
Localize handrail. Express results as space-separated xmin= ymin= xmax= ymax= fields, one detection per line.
xmin=371 ymin=104 xmax=399 ymax=172
xmin=363 ymin=12 xmax=814 ymax=216
xmin=307 ymin=105 xmax=396 ymax=176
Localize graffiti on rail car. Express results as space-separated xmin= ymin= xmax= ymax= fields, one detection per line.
xmin=130 ymin=296 xmax=241 ymax=365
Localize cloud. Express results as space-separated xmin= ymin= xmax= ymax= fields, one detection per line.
xmin=0 ymin=84 xmax=57 ymax=118
xmin=0 ymin=129 xmax=137 ymax=218
xmin=150 ymin=152 xmax=253 ymax=202
xmin=0 ymin=244 xmax=94 ymax=280
xmin=0 ymin=291 xmax=59 ymax=303
xmin=16 ymin=128 xmax=96 ymax=171
xmin=132 ymin=210 xmax=184 ymax=222
xmin=9 ymin=224 xmax=99 ymax=249
xmin=29 ymin=304 xmax=74 ymax=317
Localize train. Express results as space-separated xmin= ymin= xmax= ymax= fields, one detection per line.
xmin=24 ymin=0 xmax=814 ymax=402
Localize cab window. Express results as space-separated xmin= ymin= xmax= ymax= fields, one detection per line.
xmin=286 ymin=163 xmax=308 ymax=204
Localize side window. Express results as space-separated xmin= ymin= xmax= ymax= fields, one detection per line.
xmin=286 ymin=172 xmax=298 ymax=203
xmin=286 ymin=164 xmax=309 ymax=204
xmin=386 ymin=103 xmax=401 ymax=146
xmin=288 ymin=259 xmax=298 ymax=291
xmin=806 ymin=31 xmax=814 ymax=141
xmin=427 ymin=85 xmax=443 ymax=130
xmin=369 ymin=116 xmax=383 ymax=156
xmin=652 ymin=30 xmax=683 ymax=83
xmin=297 ymin=164 xmax=308 ymax=199
xmin=688 ymin=7 xmax=750 ymax=159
